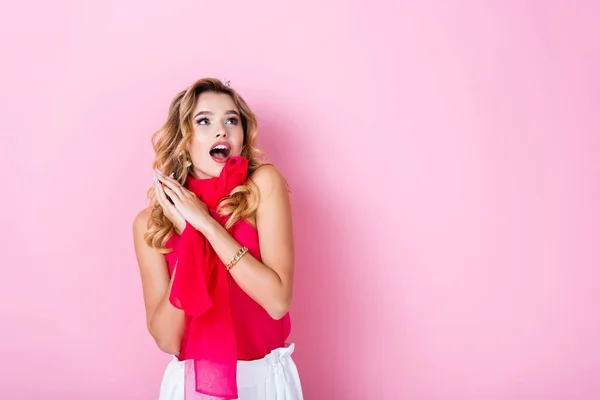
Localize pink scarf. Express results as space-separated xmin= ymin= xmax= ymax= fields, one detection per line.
xmin=169 ymin=156 xmax=248 ymax=399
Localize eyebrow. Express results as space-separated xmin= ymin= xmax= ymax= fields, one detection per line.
xmin=194 ymin=110 xmax=240 ymax=118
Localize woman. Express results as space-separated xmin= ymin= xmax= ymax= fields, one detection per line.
xmin=132 ymin=78 xmax=303 ymax=400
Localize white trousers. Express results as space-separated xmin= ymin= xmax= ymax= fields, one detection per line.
xmin=159 ymin=343 xmax=303 ymax=400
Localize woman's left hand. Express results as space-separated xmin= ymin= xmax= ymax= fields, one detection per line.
xmin=154 ymin=170 xmax=213 ymax=233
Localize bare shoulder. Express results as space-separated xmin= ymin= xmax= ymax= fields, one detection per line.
xmin=133 ymin=207 xmax=153 ymax=237
xmin=132 ymin=207 xmax=167 ymax=272
xmin=251 ymin=164 xmax=289 ymax=203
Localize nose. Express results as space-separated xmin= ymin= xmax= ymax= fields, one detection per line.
xmin=215 ymin=123 xmax=228 ymax=138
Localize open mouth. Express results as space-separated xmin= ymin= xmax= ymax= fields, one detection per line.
xmin=209 ymin=142 xmax=231 ymax=163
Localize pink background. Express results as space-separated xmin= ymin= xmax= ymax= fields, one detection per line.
xmin=1 ymin=1 xmax=599 ymax=399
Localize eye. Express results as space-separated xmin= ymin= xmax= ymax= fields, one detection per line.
xmin=196 ymin=118 xmax=209 ymax=125
xmin=225 ymin=117 xmax=239 ymax=125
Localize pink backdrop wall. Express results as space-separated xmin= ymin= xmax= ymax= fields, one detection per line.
xmin=2 ymin=1 xmax=599 ymax=399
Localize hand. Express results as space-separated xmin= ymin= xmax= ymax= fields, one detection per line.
xmin=154 ymin=174 xmax=186 ymax=234
xmin=155 ymin=170 xmax=213 ymax=234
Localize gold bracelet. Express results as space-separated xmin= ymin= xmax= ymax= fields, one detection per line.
xmin=225 ymin=246 xmax=248 ymax=271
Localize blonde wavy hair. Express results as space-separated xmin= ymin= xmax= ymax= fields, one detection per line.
xmin=144 ymin=78 xmax=268 ymax=251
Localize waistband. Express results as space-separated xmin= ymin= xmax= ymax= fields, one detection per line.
xmin=170 ymin=342 xmax=296 ymax=366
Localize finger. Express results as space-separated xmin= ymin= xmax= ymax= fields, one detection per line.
xmin=155 ymin=179 xmax=176 ymax=212
xmin=162 ymin=185 xmax=184 ymax=209
xmin=155 ymin=169 xmax=181 ymax=186
xmin=155 ymin=171 xmax=185 ymax=199
xmin=154 ymin=180 xmax=168 ymax=209
xmin=155 ymin=170 xmax=194 ymax=199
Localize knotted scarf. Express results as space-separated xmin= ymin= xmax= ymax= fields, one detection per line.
xmin=169 ymin=156 xmax=248 ymax=399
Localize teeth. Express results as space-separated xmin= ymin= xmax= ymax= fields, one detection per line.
xmin=213 ymin=144 xmax=228 ymax=150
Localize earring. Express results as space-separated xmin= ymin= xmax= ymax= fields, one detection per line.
xmin=180 ymin=151 xmax=192 ymax=168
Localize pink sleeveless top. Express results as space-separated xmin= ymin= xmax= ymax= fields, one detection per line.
xmin=164 ymin=219 xmax=291 ymax=361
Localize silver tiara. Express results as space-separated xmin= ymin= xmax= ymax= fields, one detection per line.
xmin=221 ymin=78 xmax=231 ymax=87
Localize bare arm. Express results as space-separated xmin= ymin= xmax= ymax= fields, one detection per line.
xmin=202 ymin=165 xmax=295 ymax=320
xmin=133 ymin=208 xmax=185 ymax=354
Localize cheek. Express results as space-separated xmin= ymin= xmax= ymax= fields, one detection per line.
xmin=188 ymin=136 xmax=210 ymax=156
xmin=232 ymin=128 xmax=245 ymax=147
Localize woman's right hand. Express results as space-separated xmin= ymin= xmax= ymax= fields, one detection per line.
xmin=154 ymin=174 xmax=187 ymax=235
